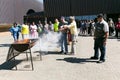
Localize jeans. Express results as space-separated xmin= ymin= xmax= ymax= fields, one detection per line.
xmin=61 ymin=33 xmax=68 ymax=53
xmin=94 ymin=38 xmax=106 ymax=60
xmin=13 ymin=34 xmax=19 ymax=41
xmin=71 ymin=34 xmax=77 ymax=54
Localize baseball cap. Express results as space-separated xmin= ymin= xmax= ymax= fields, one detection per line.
xmin=97 ymin=14 xmax=103 ymax=18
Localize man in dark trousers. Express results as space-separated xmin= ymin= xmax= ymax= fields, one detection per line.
xmin=90 ymin=14 xmax=109 ymax=63
xmin=59 ymin=17 xmax=68 ymax=54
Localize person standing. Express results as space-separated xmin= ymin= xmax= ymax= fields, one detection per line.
xmin=115 ymin=18 xmax=120 ymax=38
xmin=108 ymin=18 xmax=115 ymax=36
xmin=9 ymin=22 xmax=21 ymax=41
xmin=54 ymin=19 xmax=59 ymax=32
xmin=81 ymin=21 xmax=85 ymax=35
xmin=44 ymin=21 xmax=49 ymax=30
xmin=59 ymin=17 xmax=68 ymax=54
xmin=90 ymin=14 xmax=109 ymax=63
xmin=37 ymin=21 xmax=43 ymax=36
xmin=86 ymin=20 xmax=90 ymax=35
xmin=30 ymin=22 xmax=38 ymax=39
xmin=49 ymin=21 xmax=54 ymax=31
xmin=89 ymin=20 xmax=95 ymax=36
xmin=44 ymin=21 xmax=49 ymax=34
xmin=64 ymin=16 xmax=78 ymax=55
xmin=21 ymin=22 xmax=29 ymax=39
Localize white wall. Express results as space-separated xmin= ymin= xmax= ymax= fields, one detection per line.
xmin=0 ymin=0 xmax=43 ymax=24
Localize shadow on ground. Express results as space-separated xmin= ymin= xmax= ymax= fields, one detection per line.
xmin=48 ymin=51 xmax=61 ymax=54
xmin=56 ymin=57 xmax=97 ymax=64
xmin=0 ymin=44 xmax=11 ymax=47
xmin=108 ymin=36 xmax=117 ymax=39
xmin=117 ymin=39 xmax=120 ymax=41
xmin=0 ymin=60 xmax=22 ymax=70
xmin=34 ymin=51 xmax=61 ymax=55
xmin=108 ymin=36 xmax=120 ymax=41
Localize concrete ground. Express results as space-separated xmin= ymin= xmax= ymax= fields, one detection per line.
xmin=0 ymin=32 xmax=120 ymax=80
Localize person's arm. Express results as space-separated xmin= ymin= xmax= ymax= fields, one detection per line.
xmin=35 ymin=26 xmax=38 ymax=32
xmin=59 ymin=23 xmax=68 ymax=31
xmin=104 ymin=32 xmax=109 ymax=42
xmin=53 ymin=24 xmax=55 ymax=32
xmin=9 ymin=27 xmax=13 ymax=33
xmin=18 ymin=26 xmax=22 ymax=32
xmin=104 ymin=22 xmax=109 ymax=44
xmin=93 ymin=23 xmax=96 ymax=40
xmin=58 ymin=23 xmax=62 ymax=31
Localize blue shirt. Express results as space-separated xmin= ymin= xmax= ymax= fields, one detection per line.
xmin=9 ymin=26 xmax=20 ymax=36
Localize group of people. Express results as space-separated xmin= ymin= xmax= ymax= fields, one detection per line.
xmin=9 ymin=16 xmax=78 ymax=55
xmin=9 ymin=14 xmax=120 ymax=63
xmin=79 ymin=20 xmax=95 ymax=36
xmin=78 ymin=17 xmax=120 ymax=39
xmin=9 ymin=22 xmax=39 ymax=41
xmin=107 ymin=17 xmax=120 ymax=38
xmin=59 ymin=16 xmax=78 ymax=55
xmin=89 ymin=15 xmax=120 ymax=63
xmin=9 ymin=20 xmax=59 ymax=41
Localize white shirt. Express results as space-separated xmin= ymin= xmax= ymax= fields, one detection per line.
xmin=30 ymin=25 xmax=37 ymax=32
xmin=99 ymin=20 xmax=109 ymax=32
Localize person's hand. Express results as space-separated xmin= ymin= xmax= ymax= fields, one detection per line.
xmin=103 ymin=41 xmax=107 ymax=46
xmin=63 ymin=25 xmax=67 ymax=29
xmin=59 ymin=27 xmax=64 ymax=31
xmin=103 ymin=38 xmax=107 ymax=46
xmin=59 ymin=28 xmax=63 ymax=31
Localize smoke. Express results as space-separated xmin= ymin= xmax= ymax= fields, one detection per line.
xmin=32 ymin=31 xmax=62 ymax=54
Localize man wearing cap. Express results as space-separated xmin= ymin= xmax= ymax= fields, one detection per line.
xmin=90 ymin=14 xmax=109 ymax=63
xmin=59 ymin=17 xmax=68 ymax=54
xmin=64 ymin=16 xmax=78 ymax=55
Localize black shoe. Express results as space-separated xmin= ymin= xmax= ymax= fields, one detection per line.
xmin=90 ymin=56 xmax=98 ymax=60
xmin=64 ymin=52 xmax=67 ymax=55
xmin=61 ymin=52 xmax=66 ymax=54
xmin=97 ymin=60 xmax=105 ymax=63
xmin=59 ymin=51 xmax=63 ymax=53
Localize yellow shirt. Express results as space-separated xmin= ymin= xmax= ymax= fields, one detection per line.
xmin=21 ymin=24 xmax=29 ymax=34
xmin=68 ymin=21 xmax=78 ymax=35
xmin=54 ymin=22 xmax=59 ymax=32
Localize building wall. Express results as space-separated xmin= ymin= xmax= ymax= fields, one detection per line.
xmin=44 ymin=0 xmax=71 ymax=17
xmin=0 ymin=0 xmax=14 ymax=24
xmin=44 ymin=0 xmax=120 ymax=17
xmin=0 ymin=0 xmax=43 ymax=24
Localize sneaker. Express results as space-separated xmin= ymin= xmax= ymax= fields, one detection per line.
xmin=90 ymin=56 xmax=98 ymax=60
xmin=97 ymin=60 xmax=105 ymax=63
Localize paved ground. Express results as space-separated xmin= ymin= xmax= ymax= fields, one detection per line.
xmin=0 ymin=32 xmax=120 ymax=80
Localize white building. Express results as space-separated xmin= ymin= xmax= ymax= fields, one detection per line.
xmin=0 ymin=0 xmax=43 ymax=24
